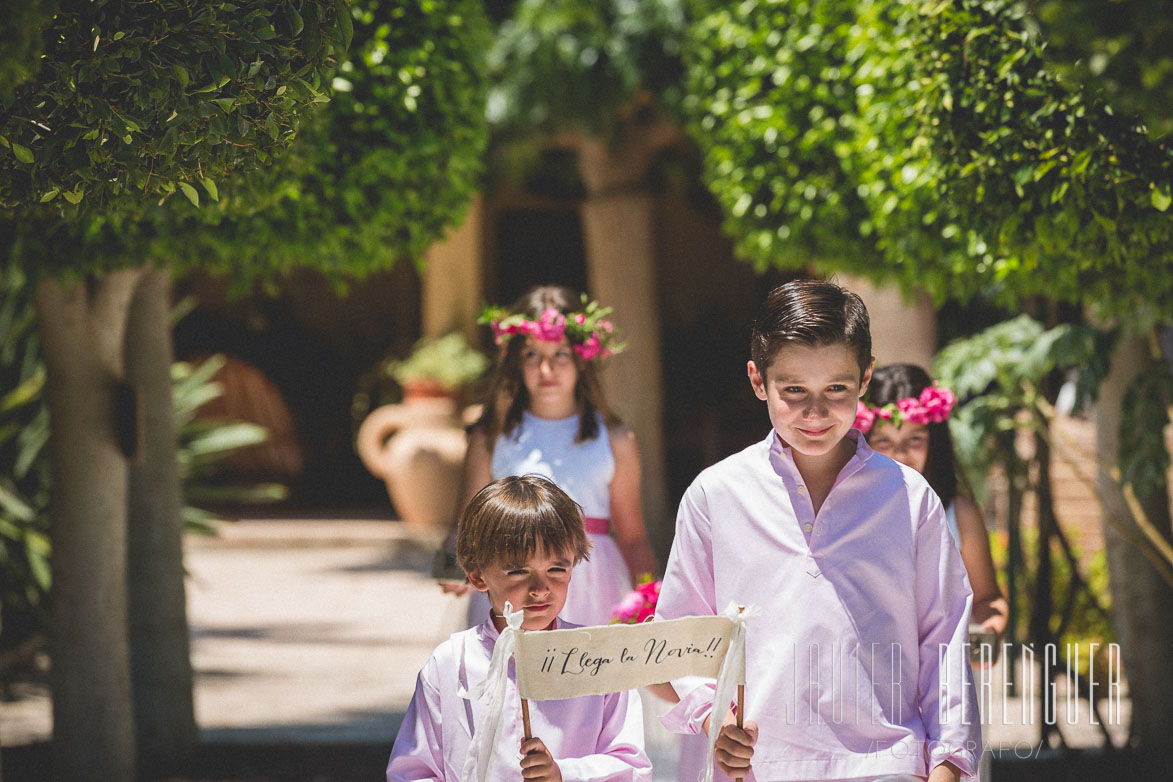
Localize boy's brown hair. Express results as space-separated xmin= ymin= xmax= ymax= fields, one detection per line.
xmin=456 ymin=474 xmax=592 ymax=574
xmin=749 ymin=279 xmax=872 ymax=379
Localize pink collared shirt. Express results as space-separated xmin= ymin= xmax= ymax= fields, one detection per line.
xmin=387 ymin=616 xmax=653 ymax=781
xmin=656 ymin=430 xmax=981 ymax=782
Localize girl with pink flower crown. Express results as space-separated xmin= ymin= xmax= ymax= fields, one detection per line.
xmin=440 ymin=284 xmax=656 ymax=628
xmin=858 ymin=365 xmax=1008 ymax=653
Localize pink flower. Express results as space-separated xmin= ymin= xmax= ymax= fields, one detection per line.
xmin=919 ymin=386 xmax=956 ymax=424
xmin=854 ymin=401 xmax=875 ymax=433
xmin=897 ymin=397 xmax=930 ymax=426
xmin=611 ymin=590 xmax=645 ymax=623
xmin=575 ymin=335 xmax=602 ymax=361
xmin=637 ymin=580 xmax=660 ymax=600
xmin=610 ymin=578 xmax=661 ymax=624
xmin=534 ymin=308 xmax=566 ymax=342
xmin=574 ymin=313 xmax=587 ymax=325
xmin=491 ymin=321 xmax=521 ymax=345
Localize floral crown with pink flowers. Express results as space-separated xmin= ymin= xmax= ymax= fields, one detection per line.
xmin=478 ymin=296 xmax=626 ymax=362
xmin=854 ymin=384 xmax=957 ymax=434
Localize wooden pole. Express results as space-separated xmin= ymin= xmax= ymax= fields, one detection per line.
xmin=521 ymin=697 xmax=533 ymax=741
xmin=735 ymin=606 xmax=745 ymax=782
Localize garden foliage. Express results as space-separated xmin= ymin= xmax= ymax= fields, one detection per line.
xmin=682 ymin=0 xmax=1173 ymax=321
xmin=488 ymin=0 xmax=688 ymax=136
xmin=1026 ymin=0 xmax=1173 ymax=139
xmin=0 ymin=0 xmax=348 ymax=223
xmin=158 ymin=0 xmax=492 ymax=285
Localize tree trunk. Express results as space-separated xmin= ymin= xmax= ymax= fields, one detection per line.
xmin=125 ymin=265 xmax=198 ymax=774
xmin=35 ymin=270 xmax=142 ymax=782
xmin=1095 ymin=334 xmax=1173 ymax=753
xmin=578 ymin=127 xmax=677 ymax=566
xmin=1030 ymin=429 xmax=1060 ymax=747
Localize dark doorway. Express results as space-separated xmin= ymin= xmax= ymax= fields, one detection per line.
xmin=490 ymin=207 xmax=588 ymax=306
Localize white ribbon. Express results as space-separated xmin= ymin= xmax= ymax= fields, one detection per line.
xmin=460 ymin=601 xmax=525 ymax=782
xmin=703 ymin=602 xmax=762 ymax=782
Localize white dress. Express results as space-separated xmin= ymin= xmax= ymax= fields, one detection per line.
xmin=466 ymin=410 xmax=632 ymax=627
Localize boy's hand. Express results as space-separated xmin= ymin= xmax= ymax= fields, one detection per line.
xmin=927 ymin=760 xmax=961 ymax=782
xmin=438 ymin=581 xmax=470 ymax=596
xmin=520 ymin=736 xmax=563 ymax=781
xmin=713 ymin=709 xmax=757 ymax=778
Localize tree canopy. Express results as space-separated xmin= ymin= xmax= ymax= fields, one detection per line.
xmin=0 ymin=0 xmax=347 ymax=222
xmin=1027 ymin=0 xmax=1173 ymax=139
xmin=487 ymin=0 xmax=688 ymax=136
xmin=0 ymin=0 xmax=57 ymax=99
xmin=156 ymin=0 xmax=491 ymax=286
xmin=682 ymin=0 xmax=1173 ymax=322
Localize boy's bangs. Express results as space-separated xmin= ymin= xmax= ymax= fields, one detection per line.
xmin=482 ymin=504 xmax=588 ymax=568
xmin=456 ymin=475 xmax=592 ymax=573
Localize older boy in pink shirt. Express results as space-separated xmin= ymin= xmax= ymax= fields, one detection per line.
xmin=657 ymin=280 xmax=980 ymax=782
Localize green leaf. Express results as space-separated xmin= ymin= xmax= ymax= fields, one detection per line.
xmin=27 ymin=535 xmax=52 ymax=591
xmin=284 ymin=5 xmax=304 ymax=37
xmin=0 ymin=482 xmax=35 ymax=523
xmin=336 ymin=0 xmax=353 ymax=54
xmin=39 ymin=189 xmax=59 ymax=203
xmin=11 ymin=143 xmax=34 ymax=163
xmin=201 ymin=177 xmax=219 ymax=201
xmin=180 ymin=182 xmax=200 ymax=207
xmin=1152 ymin=183 xmax=1172 ymax=212
xmin=62 ymin=189 xmax=84 ymax=204
xmin=1070 ymin=148 xmax=1093 ymax=176
xmin=0 ymin=373 xmax=45 ymax=413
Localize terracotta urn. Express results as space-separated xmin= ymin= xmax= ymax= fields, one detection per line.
xmin=356 ymin=394 xmax=467 ymax=539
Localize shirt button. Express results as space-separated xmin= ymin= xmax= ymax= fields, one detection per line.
xmin=803 ymin=523 xmax=814 ymax=533
xmin=797 ymin=485 xmax=806 ymax=495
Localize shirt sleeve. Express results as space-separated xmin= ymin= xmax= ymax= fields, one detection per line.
xmin=914 ymin=490 xmax=982 ymax=781
xmin=556 ymin=689 xmax=653 ymax=781
xmin=386 ymin=659 xmax=444 ymax=782
xmin=654 ymin=482 xmax=719 ymax=734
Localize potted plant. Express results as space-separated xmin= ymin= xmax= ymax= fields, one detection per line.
xmin=384 ymin=332 xmax=489 ymax=401
xmin=356 ymin=332 xmax=488 ymax=539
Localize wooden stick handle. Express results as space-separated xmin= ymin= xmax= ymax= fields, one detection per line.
xmin=734 ymin=683 xmax=746 ymax=781
xmin=521 ymin=697 xmax=533 ymax=741
xmin=735 ymin=605 xmax=746 ymax=781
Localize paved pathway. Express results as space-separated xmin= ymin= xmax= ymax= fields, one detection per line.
xmin=0 ymin=515 xmax=1129 ymax=780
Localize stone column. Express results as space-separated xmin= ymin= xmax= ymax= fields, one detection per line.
xmin=422 ymin=194 xmax=485 ymax=340
xmin=839 ymin=274 xmax=938 ymax=368
xmin=578 ymin=126 xmax=680 ymax=567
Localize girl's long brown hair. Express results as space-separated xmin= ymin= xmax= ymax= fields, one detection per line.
xmin=471 ymin=285 xmax=619 ymax=446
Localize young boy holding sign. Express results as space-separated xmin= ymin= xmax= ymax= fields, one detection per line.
xmin=387 ymin=475 xmax=652 ymax=781
xmin=656 ymin=280 xmax=981 ymax=782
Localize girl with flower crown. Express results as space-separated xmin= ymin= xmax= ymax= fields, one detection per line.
xmin=858 ymin=364 xmax=1009 ymax=659
xmin=441 ymin=284 xmax=657 ymax=628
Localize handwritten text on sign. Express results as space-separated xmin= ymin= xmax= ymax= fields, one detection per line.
xmin=514 ymin=615 xmax=736 ymax=701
